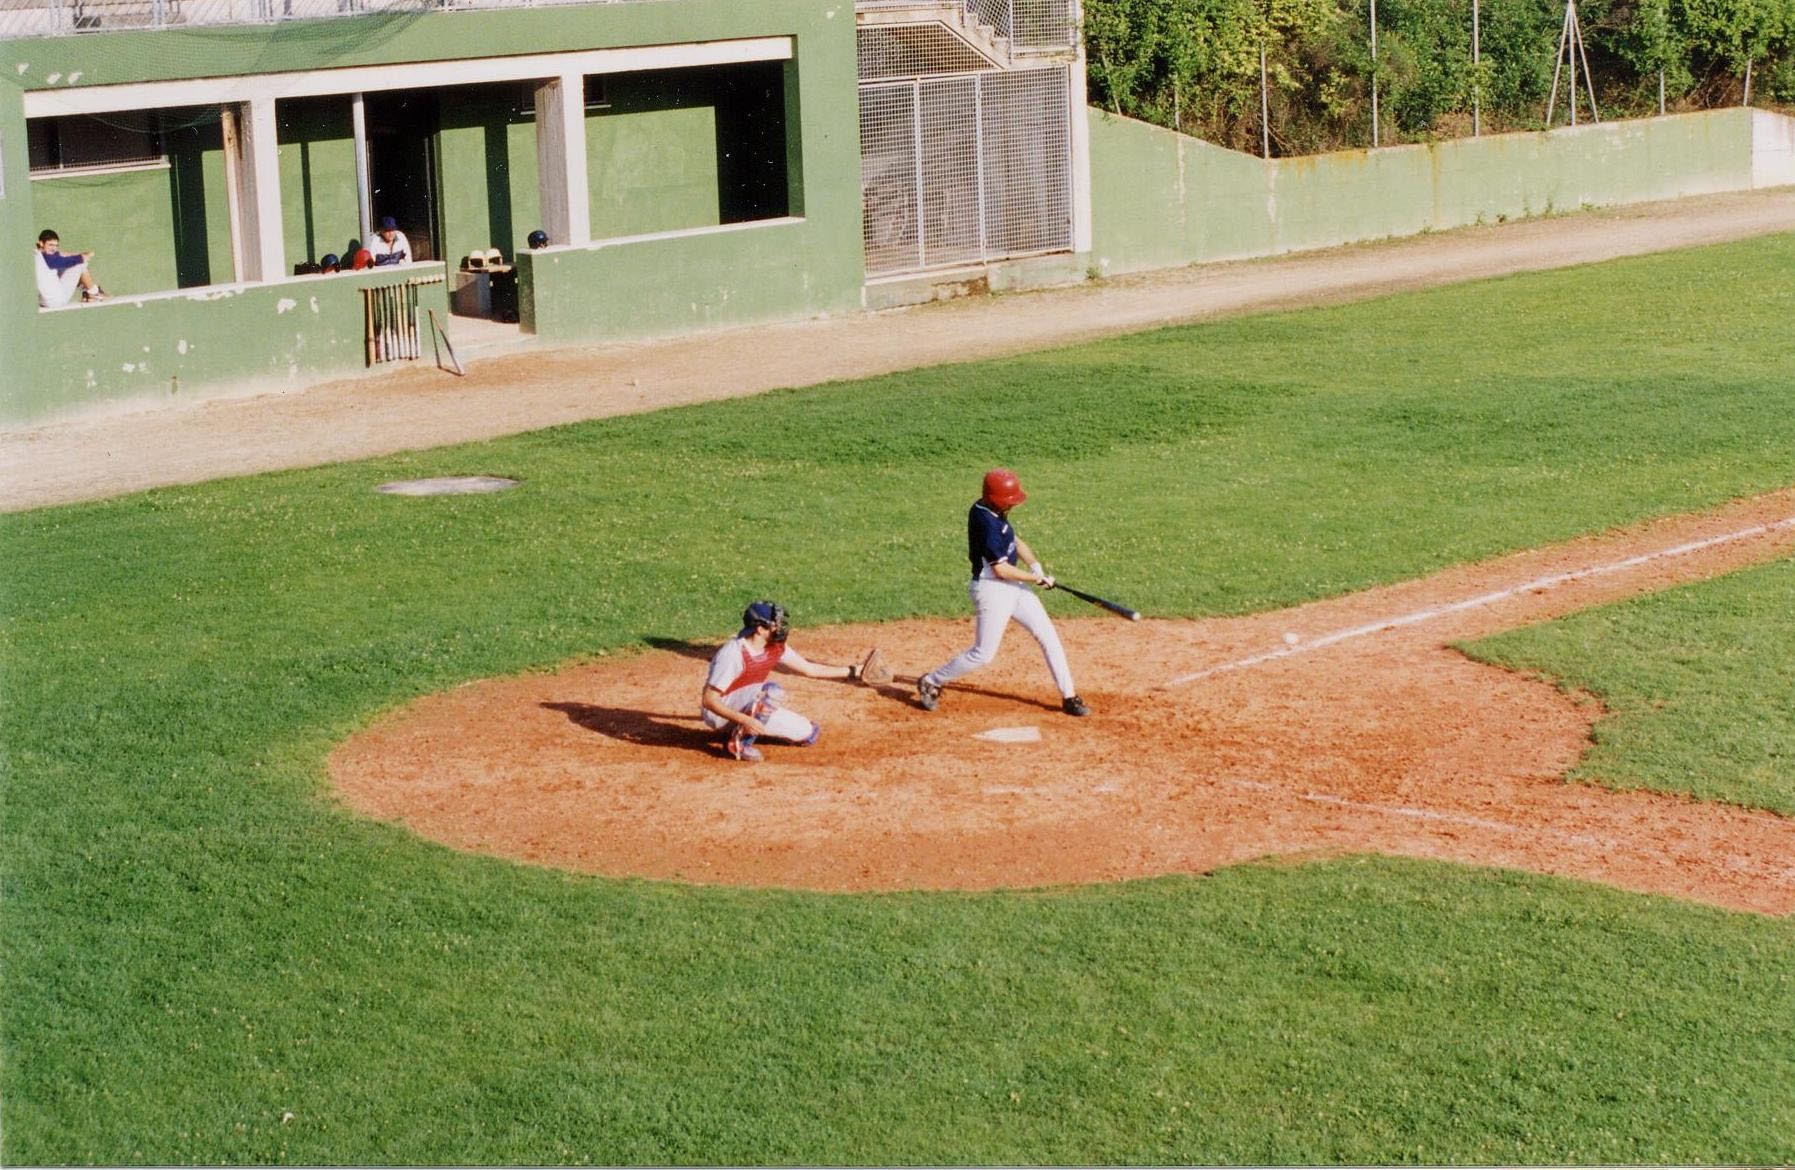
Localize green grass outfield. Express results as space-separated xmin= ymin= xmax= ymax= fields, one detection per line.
xmin=3 ymin=236 xmax=1794 ymax=1164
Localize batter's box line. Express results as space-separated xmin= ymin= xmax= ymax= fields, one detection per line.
xmin=1160 ymin=515 xmax=1795 ymax=690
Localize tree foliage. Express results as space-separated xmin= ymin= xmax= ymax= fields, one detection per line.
xmin=1084 ymin=0 xmax=1795 ymax=152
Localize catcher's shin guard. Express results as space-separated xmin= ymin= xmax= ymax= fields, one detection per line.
xmin=729 ymin=683 xmax=785 ymax=761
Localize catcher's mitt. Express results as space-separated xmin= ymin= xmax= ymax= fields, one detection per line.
xmin=856 ymin=647 xmax=893 ymax=686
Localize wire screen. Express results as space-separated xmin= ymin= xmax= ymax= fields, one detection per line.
xmin=859 ymin=64 xmax=1071 ymax=278
xmin=858 ymin=82 xmax=923 ymax=277
xmin=857 ymin=23 xmax=992 ymax=81
xmin=979 ymin=66 xmax=1071 ymax=255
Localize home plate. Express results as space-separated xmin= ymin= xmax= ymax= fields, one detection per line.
xmin=376 ymin=476 xmax=520 ymax=496
xmin=974 ymin=726 xmax=1041 ymax=744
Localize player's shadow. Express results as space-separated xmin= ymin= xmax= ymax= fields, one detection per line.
xmin=541 ymin=701 xmax=719 ymax=756
xmin=639 ymin=635 xmax=718 ymax=661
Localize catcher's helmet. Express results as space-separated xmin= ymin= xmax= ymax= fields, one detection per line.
xmin=527 ymin=229 xmax=549 ymax=249
xmin=741 ymin=600 xmax=790 ymax=643
xmin=982 ymin=468 xmax=1027 ymax=510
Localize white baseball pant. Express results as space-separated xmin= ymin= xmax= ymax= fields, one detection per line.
xmin=700 ymin=683 xmax=818 ymax=742
xmin=36 ymin=261 xmax=86 ymax=309
xmin=926 ymin=575 xmax=1076 ymax=698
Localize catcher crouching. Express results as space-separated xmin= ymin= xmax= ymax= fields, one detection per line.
xmin=700 ymin=600 xmax=890 ymax=762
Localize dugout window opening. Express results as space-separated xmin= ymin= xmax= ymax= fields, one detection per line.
xmin=25 ymin=104 xmax=233 ymax=303
xmin=581 ymin=59 xmax=795 ymax=242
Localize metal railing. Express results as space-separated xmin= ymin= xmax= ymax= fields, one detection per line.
xmin=961 ymin=0 xmax=1075 ymax=53
xmin=0 ymin=0 xmax=663 ymax=39
xmin=856 ymin=0 xmax=1076 ymax=56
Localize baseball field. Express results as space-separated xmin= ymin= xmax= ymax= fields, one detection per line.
xmin=4 ymin=233 xmax=1794 ymax=1163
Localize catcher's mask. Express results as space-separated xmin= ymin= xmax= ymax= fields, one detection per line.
xmin=982 ymin=467 xmax=1027 ymax=511
xmin=741 ymin=600 xmax=790 ymax=643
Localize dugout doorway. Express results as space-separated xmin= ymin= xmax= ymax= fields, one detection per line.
xmin=365 ymin=91 xmax=442 ymax=265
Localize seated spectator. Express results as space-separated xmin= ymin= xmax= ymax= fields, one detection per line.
xmin=34 ymin=229 xmax=106 ymax=307
xmin=370 ymin=216 xmax=411 ymax=267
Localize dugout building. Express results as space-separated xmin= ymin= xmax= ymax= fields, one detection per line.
xmin=0 ymin=0 xmax=1087 ymax=421
xmin=2 ymin=0 xmax=1789 ymax=422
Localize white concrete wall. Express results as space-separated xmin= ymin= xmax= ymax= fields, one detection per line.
xmin=1752 ymin=108 xmax=1795 ymax=189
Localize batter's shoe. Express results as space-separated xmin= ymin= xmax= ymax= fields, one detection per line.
xmin=1061 ymin=695 xmax=1091 ymax=717
xmin=916 ymin=676 xmax=942 ymax=711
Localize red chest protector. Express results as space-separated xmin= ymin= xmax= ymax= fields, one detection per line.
xmin=726 ymin=641 xmax=785 ymax=694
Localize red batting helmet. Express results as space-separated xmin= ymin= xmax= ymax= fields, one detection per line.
xmin=981 ymin=468 xmax=1026 ymax=510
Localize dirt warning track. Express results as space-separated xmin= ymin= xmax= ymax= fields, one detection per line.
xmin=331 ymin=489 xmax=1795 ymax=914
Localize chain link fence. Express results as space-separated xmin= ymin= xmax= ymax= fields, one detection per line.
xmin=859 ymin=64 xmax=1072 ymax=277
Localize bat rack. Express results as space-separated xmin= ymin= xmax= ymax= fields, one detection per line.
xmin=361 ymin=273 xmax=447 ymax=367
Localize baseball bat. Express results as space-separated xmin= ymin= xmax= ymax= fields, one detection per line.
xmin=1053 ymin=582 xmax=1142 ymax=621
xmin=363 ymin=289 xmax=375 ymax=366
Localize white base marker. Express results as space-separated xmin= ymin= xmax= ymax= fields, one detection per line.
xmin=974 ymin=726 xmax=1042 ymax=744
xmin=1164 ymin=516 xmax=1795 ymax=689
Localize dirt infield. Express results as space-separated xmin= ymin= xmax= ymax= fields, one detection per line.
xmin=331 ymin=489 xmax=1795 ymax=914
xmin=6 ymin=188 xmax=1795 ymax=512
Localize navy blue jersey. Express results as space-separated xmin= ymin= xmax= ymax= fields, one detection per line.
xmin=40 ymin=249 xmax=85 ymax=274
xmin=967 ymin=501 xmax=1018 ymax=578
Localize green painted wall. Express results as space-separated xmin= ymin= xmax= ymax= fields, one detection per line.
xmin=30 ymin=167 xmax=180 ymax=295
xmin=589 ymin=78 xmax=722 ymax=237
xmin=1 ymin=1 xmax=844 ymax=91
xmin=521 ymin=218 xmax=837 ymax=343
xmin=278 ymin=97 xmax=362 ymax=269
xmin=1089 ymin=106 xmax=1770 ymax=276
xmin=432 ymin=62 xmax=791 ymax=267
xmin=586 ymin=63 xmax=793 ymax=238
xmin=0 ymin=92 xmax=33 ymax=404
xmin=436 ymin=83 xmax=539 ymax=267
xmin=1 ymin=264 xmax=448 ymax=421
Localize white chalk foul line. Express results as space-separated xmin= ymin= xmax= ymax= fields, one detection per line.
xmin=1163 ymin=515 xmax=1795 ymax=689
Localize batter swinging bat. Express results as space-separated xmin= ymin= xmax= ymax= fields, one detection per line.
xmin=1053 ymin=582 xmax=1142 ymax=621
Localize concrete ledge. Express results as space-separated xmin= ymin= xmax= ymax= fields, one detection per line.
xmin=864 ymin=251 xmax=1089 ymax=310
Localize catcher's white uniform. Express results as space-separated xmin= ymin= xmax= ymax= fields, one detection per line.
xmin=700 ymin=637 xmax=819 ymax=742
